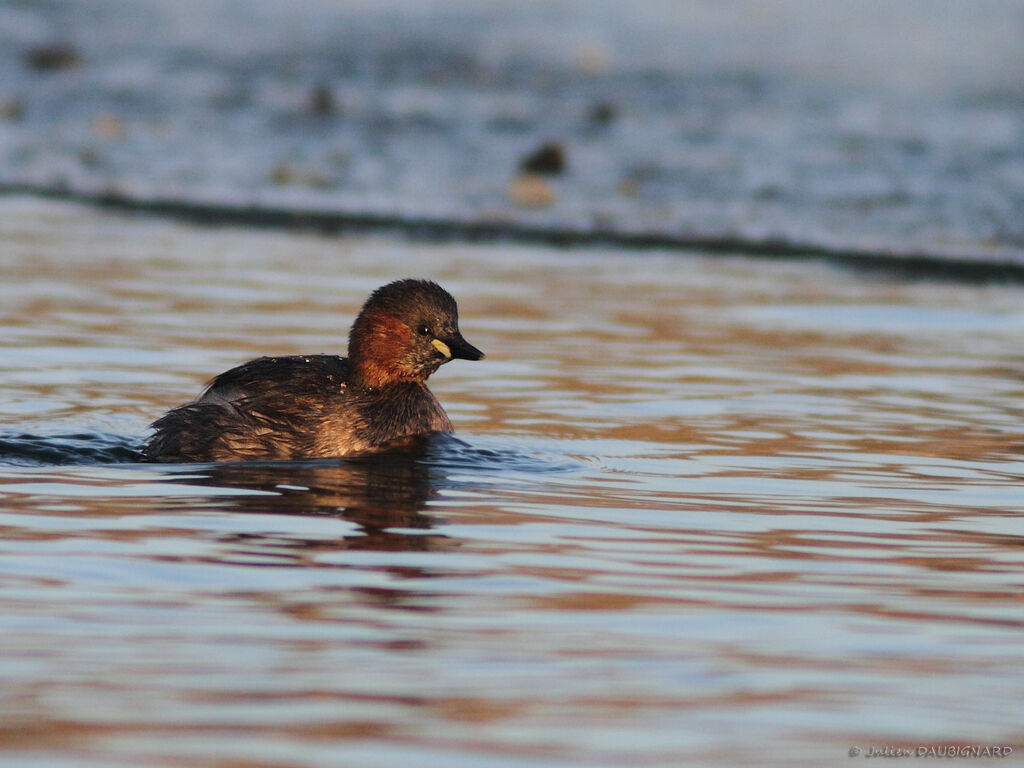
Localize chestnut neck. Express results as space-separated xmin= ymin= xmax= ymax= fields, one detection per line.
xmin=348 ymin=308 xmax=421 ymax=389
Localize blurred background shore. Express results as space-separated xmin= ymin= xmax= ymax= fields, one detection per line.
xmin=2 ymin=0 xmax=1023 ymax=264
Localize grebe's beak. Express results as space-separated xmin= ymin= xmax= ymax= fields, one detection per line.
xmin=441 ymin=332 xmax=484 ymax=361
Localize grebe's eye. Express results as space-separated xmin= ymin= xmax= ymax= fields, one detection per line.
xmin=417 ymin=324 xmax=432 ymax=336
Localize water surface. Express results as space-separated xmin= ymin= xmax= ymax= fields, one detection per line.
xmin=0 ymin=199 xmax=1022 ymax=766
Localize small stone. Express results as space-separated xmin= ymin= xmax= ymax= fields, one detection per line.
xmin=587 ymin=100 xmax=617 ymax=126
xmin=271 ymin=163 xmax=331 ymax=188
xmin=0 ymin=97 xmax=23 ymax=120
xmin=575 ymin=44 xmax=610 ymax=75
xmin=616 ymin=178 xmax=640 ymax=198
xmin=78 ymin=147 xmax=103 ymax=168
xmin=519 ymin=141 xmax=566 ymax=175
xmin=24 ymin=43 xmax=80 ymax=72
xmin=92 ymin=114 xmax=125 ymax=139
xmin=310 ymin=84 xmax=336 ymax=117
xmin=507 ymin=173 xmax=555 ymax=208
xmin=271 ymin=163 xmax=293 ymax=185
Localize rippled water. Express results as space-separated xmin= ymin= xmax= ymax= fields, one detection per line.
xmin=1 ymin=198 xmax=1022 ymax=766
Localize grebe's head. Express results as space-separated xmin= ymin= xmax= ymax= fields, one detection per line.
xmin=348 ymin=279 xmax=483 ymax=387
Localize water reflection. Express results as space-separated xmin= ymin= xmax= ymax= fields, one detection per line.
xmin=162 ymin=441 xmax=447 ymax=555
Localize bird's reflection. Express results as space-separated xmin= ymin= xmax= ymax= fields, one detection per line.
xmin=163 ymin=438 xmax=450 ymax=554
xmin=153 ymin=435 xmax=567 ymax=568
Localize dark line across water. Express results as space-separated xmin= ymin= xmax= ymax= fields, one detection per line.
xmin=4 ymin=184 xmax=1024 ymax=284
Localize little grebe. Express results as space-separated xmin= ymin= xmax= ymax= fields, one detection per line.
xmin=144 ymin=279 xmax=483 ymax=462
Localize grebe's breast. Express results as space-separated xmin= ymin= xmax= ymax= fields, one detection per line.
xmin=314 ymin=381 xmax=453 ymax=457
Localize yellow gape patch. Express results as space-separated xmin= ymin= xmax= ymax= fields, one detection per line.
xmin=431 ymin=339 xmax=452 ymax=358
